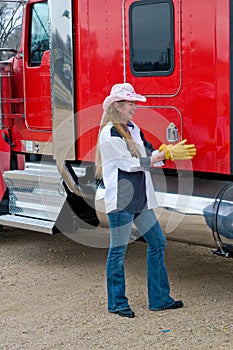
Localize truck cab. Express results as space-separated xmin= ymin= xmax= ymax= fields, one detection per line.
xmin=0 ymin=0 xmax=233 ymax=257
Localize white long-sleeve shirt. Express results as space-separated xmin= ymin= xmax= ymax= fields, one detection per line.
xmin=99 ymin=121 xmax=163 ymax=213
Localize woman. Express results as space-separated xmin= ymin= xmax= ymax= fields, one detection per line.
xmin=95 ymin=83 xmax=196 ymax=318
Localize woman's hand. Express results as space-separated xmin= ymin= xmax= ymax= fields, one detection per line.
xmin=150 ymin=151 xmax=165 ymax=167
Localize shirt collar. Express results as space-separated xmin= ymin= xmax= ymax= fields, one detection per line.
xmin=127 ymin=121 xmax=134 ymax=128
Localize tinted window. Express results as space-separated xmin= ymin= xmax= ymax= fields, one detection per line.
xmin=129 ymin=0 xmax=174 ymax=76
xmin=29 ymin=3 xmax=49 ymax=66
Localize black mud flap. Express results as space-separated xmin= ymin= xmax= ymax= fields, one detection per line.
xmin=54 ymin=189 xmax=99 ymax=235
xmin=0 ymin=189 xmax=9 ymax=215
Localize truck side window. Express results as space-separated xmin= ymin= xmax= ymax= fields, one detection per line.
xmin=29 ymin=3 xmax=49 ymax=67
xmin=129 ymin=0 xmax=174 ymax=76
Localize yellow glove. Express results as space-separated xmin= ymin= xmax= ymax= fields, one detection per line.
xmin=159 ymin=139 xmax=196 ymax=161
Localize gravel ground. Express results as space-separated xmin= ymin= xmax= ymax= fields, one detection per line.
xmin=0 ymin=226 xmax=232 ymax=350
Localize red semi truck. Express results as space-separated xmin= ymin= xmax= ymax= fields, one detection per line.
xmin=0 ymin=0 xmax=233 ymax=256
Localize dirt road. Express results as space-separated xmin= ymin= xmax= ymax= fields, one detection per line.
xmin=0 ymin=226 xmax=232 ymax=350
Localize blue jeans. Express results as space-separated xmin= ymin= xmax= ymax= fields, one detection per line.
xmin=106 ymin=208 xmax=175 ymax=311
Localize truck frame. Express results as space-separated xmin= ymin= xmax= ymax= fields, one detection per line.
xmin=0 ymin=0 xmax=233 ymax=257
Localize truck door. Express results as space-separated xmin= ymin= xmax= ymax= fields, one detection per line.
xmin=24 ymin=1 xmax=52 ymax=131
xmin=124 ymin=0 xmax=182 ymax=145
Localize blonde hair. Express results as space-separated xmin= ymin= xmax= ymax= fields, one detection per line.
xmin=95 ymin=102 xmax=141 ymax=179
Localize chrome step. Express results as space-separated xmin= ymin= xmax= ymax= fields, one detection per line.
xmin=3 ymin=161 xmax=66 ymax=222
xmin=2 ymin=161 xmax=94 ymax=234
xmin=0 ymin=214 xmax=54 ymax=234
xmin=8 ymin=188 xmax=65 ymax=220
xmin=2 ymin=162 xmax=68 ymax=233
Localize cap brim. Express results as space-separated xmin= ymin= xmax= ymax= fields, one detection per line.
xmin=103 ymin=94 xmax=146 ymax=111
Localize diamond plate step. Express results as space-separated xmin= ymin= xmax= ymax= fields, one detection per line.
xmin=3 ymin=162 xmax=66 ymax=221
xmin=0 ymin=214 xmax=54 ymax=234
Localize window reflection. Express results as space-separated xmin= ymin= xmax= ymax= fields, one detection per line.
xmin=29 ymin=3 xmax=49 ymax=66
xmin=130 ymin=0 xmax=174 ymax=76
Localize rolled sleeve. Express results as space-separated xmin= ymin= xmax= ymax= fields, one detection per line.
xmin=139 ymin=157 xmax=151 ymax=170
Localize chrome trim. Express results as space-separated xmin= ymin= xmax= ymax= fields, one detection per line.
xmin=122 ymin=0 xmax=127 ymax=82
xmin=24 ymin=124 xmax=52 ymax=133
xmin=48 ymin=0 xmax=75 ymax=161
